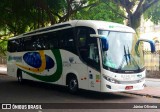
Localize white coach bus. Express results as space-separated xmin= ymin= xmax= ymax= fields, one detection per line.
xmin=7 ymin=20 xmax=155 ymax=93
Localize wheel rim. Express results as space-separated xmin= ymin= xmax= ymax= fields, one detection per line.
xmin=18 ymin=76 xmax=22 ymax=82
xmin=69 ymin=79 xmax=77 ymax=91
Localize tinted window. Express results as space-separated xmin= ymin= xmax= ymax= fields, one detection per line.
xmin=76 ymin=27 xmax=100 ymax=71
xmin=8 ymin=39 xmax=22 ymax=52
xmin=8 ymin=28 xmax=76 ymax=53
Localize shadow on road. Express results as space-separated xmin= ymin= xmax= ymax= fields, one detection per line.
xmin=7 ymin=79 xmax=133 ymax=100
xmin=0 ymin=75 xmax=135 ymax=103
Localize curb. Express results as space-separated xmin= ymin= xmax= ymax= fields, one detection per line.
xmin=124 ymin=92 xmax=160 ymax=99
xmin=146 ymin=78 xmax=160 ymax=82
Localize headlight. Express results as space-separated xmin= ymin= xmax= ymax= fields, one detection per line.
xmin=103 ymin=74 xmax=119 ymax=84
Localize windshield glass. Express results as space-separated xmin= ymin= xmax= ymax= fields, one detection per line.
xmin=99 ymin=30 xmax=144 ymax=72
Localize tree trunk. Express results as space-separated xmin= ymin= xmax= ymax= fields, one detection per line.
xmin=127 ymin=12 xmax=141 ymax=30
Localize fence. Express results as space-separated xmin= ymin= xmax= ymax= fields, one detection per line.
xmin=144 ymin=50 xmax=160 ymax=78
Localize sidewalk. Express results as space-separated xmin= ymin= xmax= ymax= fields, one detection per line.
xmin=146 ymin=78 xmax=160 ymax=82
xmin=124 ymin=78 xmax=160 ymax=98
xmin=125 ymin=86 xmax=160 ymax=98
xmin=0 ymin=66 xmax=160 ymax=98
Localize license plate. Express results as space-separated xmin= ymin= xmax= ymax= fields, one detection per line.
xmin=125 ymin=86 xmax=133 ymax=90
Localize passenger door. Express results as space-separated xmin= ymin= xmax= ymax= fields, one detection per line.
xmin=76 ymin=27 xmax=101 ymax=91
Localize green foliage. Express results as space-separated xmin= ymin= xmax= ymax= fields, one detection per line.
xmin=100 ymin=0 xmax=160 ymax=29
xmin=0 ymin=0 xmax=97 ymax=35
xmin=144 ymin=1 xmax=160 ymax=24
xmin=0 ymin=0 xmax=59 ymax=55
xmin=73 ymin=2 xmax=124 ymax=23
xmin=0 ymin=0 xmax=98 ymax=55
xmin=0 ymin=0 xmax=66 ymax=35
xmin=0 ymin=40 xmax=7 ymax=56
xmin=1 ymin=0 xmax=159 ymax=55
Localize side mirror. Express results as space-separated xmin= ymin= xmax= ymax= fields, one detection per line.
xmin=135 ymin=38 xmax=156 ymax=56
xmin=101 ymin=37 xmax=108 ymax=51
xmin=90 ymin=34 xmax=109 ymax=51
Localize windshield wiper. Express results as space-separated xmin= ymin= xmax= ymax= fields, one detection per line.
xmin=118 ymin=46 xmax=140 ymax=70
xmin=124 ymin=46 xmax=128 ymax=65
xmin=118 ymin=46 xmax=129 ymax=69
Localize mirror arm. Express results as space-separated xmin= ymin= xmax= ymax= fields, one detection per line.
xmin=135 ymin=39 xmax=156 ymax=56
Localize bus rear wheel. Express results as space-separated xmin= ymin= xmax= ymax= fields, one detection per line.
xmin=68 ymin=76 xmax=78 ymax=94
xmin=17 ymin=69 xmax=23 ymax=83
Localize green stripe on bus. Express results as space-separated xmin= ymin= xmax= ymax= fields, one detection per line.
xmin=20 ymin=49 xmax=63 ymax=82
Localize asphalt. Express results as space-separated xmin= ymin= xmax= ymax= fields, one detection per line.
xmin=0 ymin=65 xmax=160 ymax=98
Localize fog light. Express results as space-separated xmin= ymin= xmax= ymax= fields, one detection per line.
xmin=106 ymin=85 xmax=111 ymax=89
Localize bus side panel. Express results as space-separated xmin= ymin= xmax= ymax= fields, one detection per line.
xmin=8 ymin=49 xmax=96 ymax=91
xmin=60 ymin=50 xmax=89 ymax=90
xmin=87 ymin=67 xmax=101 ymax=92
xmin=7 ymin=52 xmax=22 ymax=78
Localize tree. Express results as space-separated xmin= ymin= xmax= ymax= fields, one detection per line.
xmin=0 ymin=0 xmax=99 ymax=55
xmin=73 ymin=2 xmax=124 ymax=23
xmin=0 ymin=0 xmax=99 ymax=35
xmin=54 ymin=0 xmax=99 ymax=23
xmin=144 ymin=2 xmax=160 ymax=24
xmin=0 ymin=0 xmax=62 ymax=35
xmin=102 ymin=0 xmax=159 ymax=29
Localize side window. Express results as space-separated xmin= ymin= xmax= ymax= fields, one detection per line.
xmin=59 ymin=28 xmax=76 ymax=53
xmin=88 ymin=38 xmax=99 ymax=63
xmin=32 ymin=35 xmax=47 ymax=50
xmin=17 ymin=39 xmax=24 ymax=52
xmin=59 ymin=29 xmax=74 ymax=47
xmin=24 ymin=37 xmax=34 ymax=51
xmin=8 ymin=40 xmax=15 ymax=52
xmin=62 ymin=29 xmax=75 ymax=49
xmin=8 ymin=28 xmax=76 ymax=52
xmin=39 ymin=34 xmax=49 ymax=49
xmin=47 ymin=28 xmax=76 ymax=53
xmin=47 ymin=31 xmax=59 ymax=49
xmin=77 ymin=29 xmax=87 ymax=47
xmin=76 ymin=27 xmax=100 ymax=71
xmin=23 ymin=35 xmax=48 ymax=51
xmin=8 ymin=39 xmax=21 ymax=52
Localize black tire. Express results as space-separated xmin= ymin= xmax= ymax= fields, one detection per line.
xmin=68 ymin=76 xmax=78 ymax=94
xmin=17 ymin=69 xmax=23 ymax=83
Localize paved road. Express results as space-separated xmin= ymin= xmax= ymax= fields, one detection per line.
xmin=0 ymin=75 xmax=160 ymax=112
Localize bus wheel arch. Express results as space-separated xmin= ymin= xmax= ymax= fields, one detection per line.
xmin=66 ymin=73 xmax=79 ymax=93
xmin=17 ymin=69 xmax=23 ymax=83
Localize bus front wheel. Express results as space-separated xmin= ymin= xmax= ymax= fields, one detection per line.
xmin=68 ymin=76 xmax=78 ymax=94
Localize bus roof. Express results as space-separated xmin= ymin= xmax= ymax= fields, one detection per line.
xmin=9 ymin=20 xmax=135 ymax=40
xmin=75 ymin=20 xmax=135 ymax=33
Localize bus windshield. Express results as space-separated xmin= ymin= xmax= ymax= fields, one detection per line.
xmin=99 ymin=30 xmax=144 ymax=72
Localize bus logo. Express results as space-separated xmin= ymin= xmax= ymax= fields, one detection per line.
xmin=23 ymin=52 xmax=55 ymax=70
xmin=16 ymin=50 xmax=63 ymax=82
